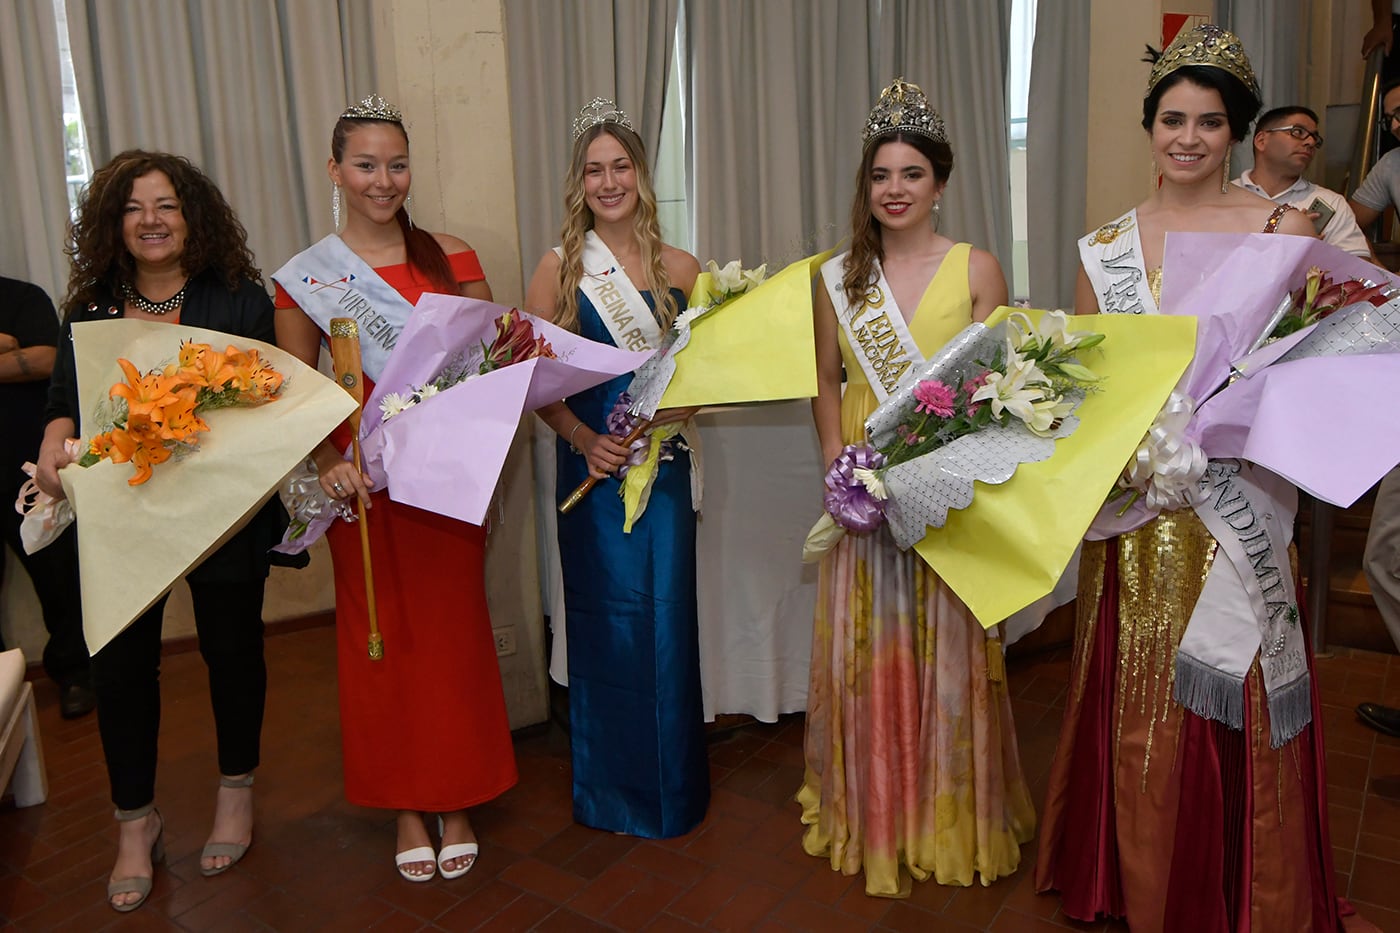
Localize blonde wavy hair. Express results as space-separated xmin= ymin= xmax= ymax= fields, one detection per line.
xmin=554 ymin=124 xmax=678 ymax=332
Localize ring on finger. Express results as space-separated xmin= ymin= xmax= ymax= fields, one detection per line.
xmin=332 ymin=481 xmax=346 ymax=495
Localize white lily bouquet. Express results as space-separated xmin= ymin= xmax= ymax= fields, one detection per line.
xmin=807 ymin=310 xmax=1104 ymax=557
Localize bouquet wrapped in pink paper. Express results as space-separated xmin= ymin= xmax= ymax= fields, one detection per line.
xmin=1098 ymin=232 xmax=1400 ymax=540
xmin=279 ymin=294 xmax=652 ymax=547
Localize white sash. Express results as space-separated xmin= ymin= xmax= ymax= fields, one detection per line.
xmin=559 ymin=231 xmax=665 ymax=352
xmin=1176 ymin=460 xmax=1309 ymax=747
xmin=271 ymin=235 xmax=415 ymax=381
xmin=1078 ymin=209 xmax=1158 ymax=316
xmin=822 ymin=252 xmax=923 ymax=402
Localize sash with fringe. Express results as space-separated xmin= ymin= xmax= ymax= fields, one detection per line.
xmin=271 ymin=235 xmax=414 ymax=382
xmin=1177 ymin=460 xmax=1308 ymax=747
xmin=1079 ymin=209 xmax=1157 ymax=316
xmin=822 ymin=252 xmax=922 ymax=401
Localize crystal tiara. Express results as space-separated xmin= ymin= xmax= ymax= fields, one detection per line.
xmin=340 ymin=94 xmax=403 ymax=123
xmin=572 ymin=97 xmax=634 ymax=141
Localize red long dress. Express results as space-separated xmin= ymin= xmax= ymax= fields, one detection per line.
xmin=275 ymin=251 xmax=517 ymax=810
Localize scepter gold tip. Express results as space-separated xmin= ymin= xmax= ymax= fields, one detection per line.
xmin=330 ymin=319 xmax=360 ymax=338
xmin=368 ymin=633 xmax=384 ymax=660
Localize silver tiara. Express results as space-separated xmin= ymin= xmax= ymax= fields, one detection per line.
xmin=340 ymin=94 xmax=403 ymax=123
xmin=862 ymin=77 xmax=948 ymax=146
xmin=572 ymin=97 xmax=634 ymax=141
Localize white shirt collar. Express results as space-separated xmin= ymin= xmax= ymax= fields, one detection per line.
xmin=1237 ymin=169 xmax=1313 ymax=201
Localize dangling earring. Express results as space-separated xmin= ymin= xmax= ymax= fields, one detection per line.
xmin=404 ymin=194 xmax=414 ymax=230
xmin=1151 ymin=156 xmax=1161 ymax=188
xmin=332 ymin=184 xmax=342 ymax=229
xmin=1221 ymin=148 xmax=1231 ymax=194
xmin=932 ymin=199 xmax=941 ymax=232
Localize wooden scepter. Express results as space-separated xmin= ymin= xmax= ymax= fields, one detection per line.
xmin=329 ymin=318 xmax=384 ymax=660
xmin=557 ymin=419 xmax=650 ymax=514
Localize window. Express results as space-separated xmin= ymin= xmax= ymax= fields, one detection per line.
xmin=1007 ymin=0 xmax=1036 ymax=301
xmin=54 ymin=0 xmax=93 ymax=219
xmin=652 ymin=6 xmax=692 ymax=253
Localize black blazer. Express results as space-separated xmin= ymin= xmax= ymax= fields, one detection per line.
xmin=47 ymin=272 xmax=291 ymax=583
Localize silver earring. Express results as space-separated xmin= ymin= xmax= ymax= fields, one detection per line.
xmin=332 ymin=184 xmax=341 ymax=229
xmin=933 ymin=200 xmax=941 ymax=231
xmin=404 ymin=195 xmax=414 ymax=230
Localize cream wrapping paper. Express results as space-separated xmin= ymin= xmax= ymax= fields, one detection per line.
xmin=61 ymin=319 xmax=356 ymax=655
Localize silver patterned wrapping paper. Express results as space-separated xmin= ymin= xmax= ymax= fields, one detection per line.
xmin=864 ymin=320 xmax=1083 ymax=550
xmin=1276 ymin=297 xmax=1400 ymax=364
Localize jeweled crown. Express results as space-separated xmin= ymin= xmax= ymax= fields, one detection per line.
xmin=572 ymin=97 xmax=634 ymax=141
xmin=862 ymin=78 xmax=948 ymax=147
xmin=1146 ymin=23 xmax=1260 ymax=100
xmin=340 ymin=94 xmax=403 ymax=123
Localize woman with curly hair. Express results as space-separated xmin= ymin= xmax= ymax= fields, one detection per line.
xmin=36 ymin=150 xmax=287 ymax=912
xmin=524 ymin=100 xmax=706 ymax=838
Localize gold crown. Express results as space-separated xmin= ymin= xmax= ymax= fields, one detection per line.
xmin=572 ymin=97 xmax=634 ymax=141
xmin=1146 ymin=23 xmax=1259 ymax=99
xmin=862 ymin=77 xmax=948 ymax=146
xmin=340 ymin=94 xmax=403 ymax=123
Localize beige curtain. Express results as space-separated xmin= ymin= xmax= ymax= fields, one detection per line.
xmin=0 ymin=0 xmax=71 ymax=301
xmin=687 ymin=0 xmax=1013 ymax=269
xmin=504 ymin=0 xmax=680 ymax=285
xmin=1026 ymin=0 xmax=1089 ymax=310
xmin=686 ymin=0 xmax=877 ymax=264
xmin=1217 ymin=0 xmax=1304 ymax=111
xmin=65 ymin=0 xmax=376 ymax=280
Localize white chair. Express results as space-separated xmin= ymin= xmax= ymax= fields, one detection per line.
xmin=0 ymin=648 xmax=47 ymax=807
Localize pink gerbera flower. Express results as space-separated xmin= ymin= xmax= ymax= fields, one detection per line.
xmin=912 ymin=379 xmax=956 ymax=418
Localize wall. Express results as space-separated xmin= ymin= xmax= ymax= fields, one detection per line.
xmin=1084 ymin=2 xmax=1214 ymax=228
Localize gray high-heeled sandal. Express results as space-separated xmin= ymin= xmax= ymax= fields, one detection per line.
xmin=200 ymin=773 xmax=254 ymax=877
xmin=108 ymin=804 xmax=164 ymax=913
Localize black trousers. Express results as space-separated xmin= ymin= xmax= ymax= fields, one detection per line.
xmin=92 ymin=581 xmax=267 ymax=811
xmin=0 ymin=490 xmax=88 ymax=686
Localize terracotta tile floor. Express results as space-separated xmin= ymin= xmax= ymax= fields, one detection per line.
xmin=2 ymin=626 xmax=1397 ymax=931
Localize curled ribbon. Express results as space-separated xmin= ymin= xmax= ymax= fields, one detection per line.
xmin=1117 ymin=391 xmax=1208 ymax=512
xmin=282 ymin=459 xmax=355 ymax=542
xmin=14 ymin=438 xmax=86 ymax=554
xmin=822 ymin=445 xmax=888 ymax=534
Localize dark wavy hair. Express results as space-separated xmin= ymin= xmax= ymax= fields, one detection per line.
xmin=842 ymin=131 xmax=954 ymax=312
xmin=63 ymin=150 xmax=260 ymax=318
xmin=1141 ymin=50 xmax=1261 ymax=143
xmin=331 ymin=116 xmax=455 ymax=294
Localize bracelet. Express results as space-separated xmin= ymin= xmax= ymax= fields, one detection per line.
xmin=568 ymin=422 xmax=586 ymax=454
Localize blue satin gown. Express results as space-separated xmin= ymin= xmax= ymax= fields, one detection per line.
xmin=556 ymin=287 xmax=709 ymax=838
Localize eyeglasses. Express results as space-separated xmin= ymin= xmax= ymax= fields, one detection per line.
xmin=1385 ymin=110 xmax=1400 ymax=129
xmin=1263 ymin=125 xmax=1324 ymax=148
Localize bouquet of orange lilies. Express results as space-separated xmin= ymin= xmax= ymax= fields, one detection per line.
xmin=80 ymin=341 xmax=285 ymax=485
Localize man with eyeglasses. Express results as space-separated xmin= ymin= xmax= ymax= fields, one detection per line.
xmin=1234 ymin=107 xmax=1372 ymax=258
xmin=1350 ymin=78 xmax=1400 ymax=235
